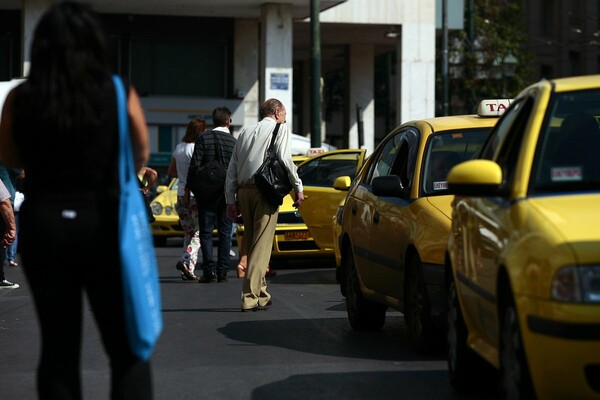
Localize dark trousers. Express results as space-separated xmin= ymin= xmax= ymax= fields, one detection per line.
xmin=0 ymin=216 xmax=6 ymax=280
xmin=198 ymin=205 xmax=232 ymax=277
xmin=0 ymin=243 xmax=6 ymax=281
xmin=20 ymin=197 xmax=152 ymax=400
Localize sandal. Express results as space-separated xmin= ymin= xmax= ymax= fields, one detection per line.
xmin=181 ymin=272 xmax=199 ymax=281
xmin=176 ymin=261 xmax=197 ymax=280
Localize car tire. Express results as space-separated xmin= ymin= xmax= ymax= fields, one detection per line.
xmin=344 ymin=246 xmax=386 ymax=330
xmin=501 ymin=287 xmax=536 ymax=400
xmin=404 ymin=255 xmax=435 ymax=353
xmin=153 ymin=236 xmax=167 ymax=247
xmin=338 ymin=256 xmax=347 ymax=297
xmin=447 ymin=279 xmax=498 ymax=392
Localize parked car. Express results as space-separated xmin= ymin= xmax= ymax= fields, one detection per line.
xmin=150 ymin=178 xmax=181 ymax=246
xmin=336 ymin=100 xmax=508 ymax=352
xmin=235 ymin=150 xmax=367 ymax=261
xmin=446 ymin=75 xmax=600 ymax=399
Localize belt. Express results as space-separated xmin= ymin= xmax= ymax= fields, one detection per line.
xmin=238 ymin=183 xmax=256 ymax=189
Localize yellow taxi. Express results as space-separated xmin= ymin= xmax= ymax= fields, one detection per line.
xmin=446 ymin=75 xmax=600 ymax=399
xmin=235 ymin=150 xmax=367 ymax=261
xmin=150 ymin=178 xmax=181 ymax=246
xmin=336 ymin=100 xmax=507 ymax=353
xmin=331 ymin=194 xmax=349 ymax=272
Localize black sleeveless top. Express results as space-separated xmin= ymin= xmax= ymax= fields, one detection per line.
xmin=11 ymin=77 xmax=122 ymax=201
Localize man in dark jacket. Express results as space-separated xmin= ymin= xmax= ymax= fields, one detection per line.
xmin=186 ymin=106 xmax=236 ymax=283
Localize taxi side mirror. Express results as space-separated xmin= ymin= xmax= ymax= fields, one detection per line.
xmin=333 ymin=176 xmax=352 ymax=191
xmin=372 ymin=175 xmax=407 ymax=198
xmin=156 ymin=185 xmax=168 ymax=194
xmin=447 ymin=160 xmax=503 ymax=196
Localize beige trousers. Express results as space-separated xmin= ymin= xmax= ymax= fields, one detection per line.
xmin=237 ymin=186 xmax=278 ymax=309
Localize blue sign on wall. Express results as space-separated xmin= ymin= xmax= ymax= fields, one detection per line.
xmin=149 ymin=153 xmax=172 ymax=166
xmin=270 ymin=73 xmax=289 ymax=90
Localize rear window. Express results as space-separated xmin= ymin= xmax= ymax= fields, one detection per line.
xmin=298 ymin=153 xmax=361 ymax=187
xmin=421 ymin=128 xmax=491 ymax=196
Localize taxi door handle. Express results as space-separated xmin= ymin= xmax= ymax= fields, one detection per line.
xmin=373 ymin=211 xmax=379 ymax=224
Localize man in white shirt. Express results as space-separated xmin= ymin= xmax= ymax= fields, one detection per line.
xmin=225 ymin=98 xmax=304 ymax=311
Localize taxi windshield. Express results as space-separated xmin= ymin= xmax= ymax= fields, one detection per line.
xmin=422 ymin=128 xmax=491 ymax=196
xmin=531 ymin=89 xmax=600 ymax=195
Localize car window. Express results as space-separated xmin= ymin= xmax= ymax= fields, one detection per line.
xmin=297 ymin=153 xmax=362 ymax=187
xmin=297 ymin=159 xmax=319 ymax=185
xmin=387 ymin=128 xmax=419 ymax=191
xmin=367 ymin=135 xmax=399 ymax=184
xmin=366 ymin=128 xmax=419 ymax=186
xmin=421 ymin=128 xmax=491 ymax=195
xmin=479 ymin=97 xmax=526 ymax=160
xmin=494 ymin=97 xmax=534 ymax=190
xmin=531 ymin=89 xmax=600 ymax=194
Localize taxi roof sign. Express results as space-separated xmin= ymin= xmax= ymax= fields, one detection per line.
xmin=306 ymin=147 xmax=327 ymax=156
xmin=477 ymin=99 xmax=512 ymax=117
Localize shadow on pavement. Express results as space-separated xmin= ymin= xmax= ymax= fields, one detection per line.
xmin=218 ymin=316 xmax=433 ymax=362
xmin=265 ymin=268 xmax=338 ymax=285
xmin=251 ymin=370 xmax=500 ymax=400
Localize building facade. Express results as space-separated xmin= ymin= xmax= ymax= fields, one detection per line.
xmin=522 ymin=0 xmax=600 ymax=79
xmin=0 ymin=0 xmax=436 ymax=173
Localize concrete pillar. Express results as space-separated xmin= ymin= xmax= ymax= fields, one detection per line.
xmin=301 ymin=59 xmax=310 ymax=136
xmin=21 ymin=0 xmax=52 ymax=77
xmin=234 ymin=19 xmax=260 ymax=136
xmin=349 ymin=43 xmax=374 ymax=153
xmin=260 ymin=3 xmax=293 ymax=131
xmin=398 ymin=1 xmax=436 ymax=123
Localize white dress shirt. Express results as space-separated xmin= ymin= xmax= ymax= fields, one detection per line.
xmin=225 ymin=117 xmax=302 ymax=204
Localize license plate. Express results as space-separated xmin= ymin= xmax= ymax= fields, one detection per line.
xmin=284 ymin=231 xmax=310 ymax=240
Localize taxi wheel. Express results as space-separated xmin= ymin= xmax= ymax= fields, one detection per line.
xmin=447 ymin=279 xmax=498 ymax=392
xmin=404 ymin=255 xmax=434 ymax=353
xmin=344 ymin=247 xmax=386 ymax=330
xmin=500 ymin=289 xmax=536 ymax=400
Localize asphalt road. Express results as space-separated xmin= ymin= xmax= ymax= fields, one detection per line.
xmin=0 ymin=239 xmax=495 ymax=400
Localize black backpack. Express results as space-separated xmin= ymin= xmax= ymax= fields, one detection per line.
xmin=187 ymin=131 xmax=227 ymax=207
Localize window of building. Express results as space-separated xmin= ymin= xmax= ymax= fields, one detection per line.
xmin=541 ymin=1 xmax=554 ymax=36
xmin=102 ymin=14 xmax=233 ymax=98
xmin=0 ymin=11 xmax=21 ymax=80
xmin=569 ymin=51 xmax=581 ymax=76
xmin=131 ymin=39 xmax=227 ymax=97
xmin=540 ymin=64 xmax=553 ymax=79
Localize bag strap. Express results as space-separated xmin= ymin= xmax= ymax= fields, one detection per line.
xmin=267 ymin=123 xmax=281 ymax=159
xmin=112 ymin=75 xmax=134 ymax=191
xmin=212 ymin=130 xmax=224 ymax=164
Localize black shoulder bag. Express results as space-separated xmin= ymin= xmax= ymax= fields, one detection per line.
xmin=253 ymin=123 xmax=293 ymax=207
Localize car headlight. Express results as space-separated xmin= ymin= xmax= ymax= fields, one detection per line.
xmin=551 ymin=265 xmax=600 ymax=303
xmin=150 ymin=202 xmax=163 ymax=215
xmin=164 ymin=206 xmax=174 ymax=216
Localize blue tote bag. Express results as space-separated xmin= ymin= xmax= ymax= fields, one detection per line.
xmin=113 ymin=75 xmax=162 ymax=361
